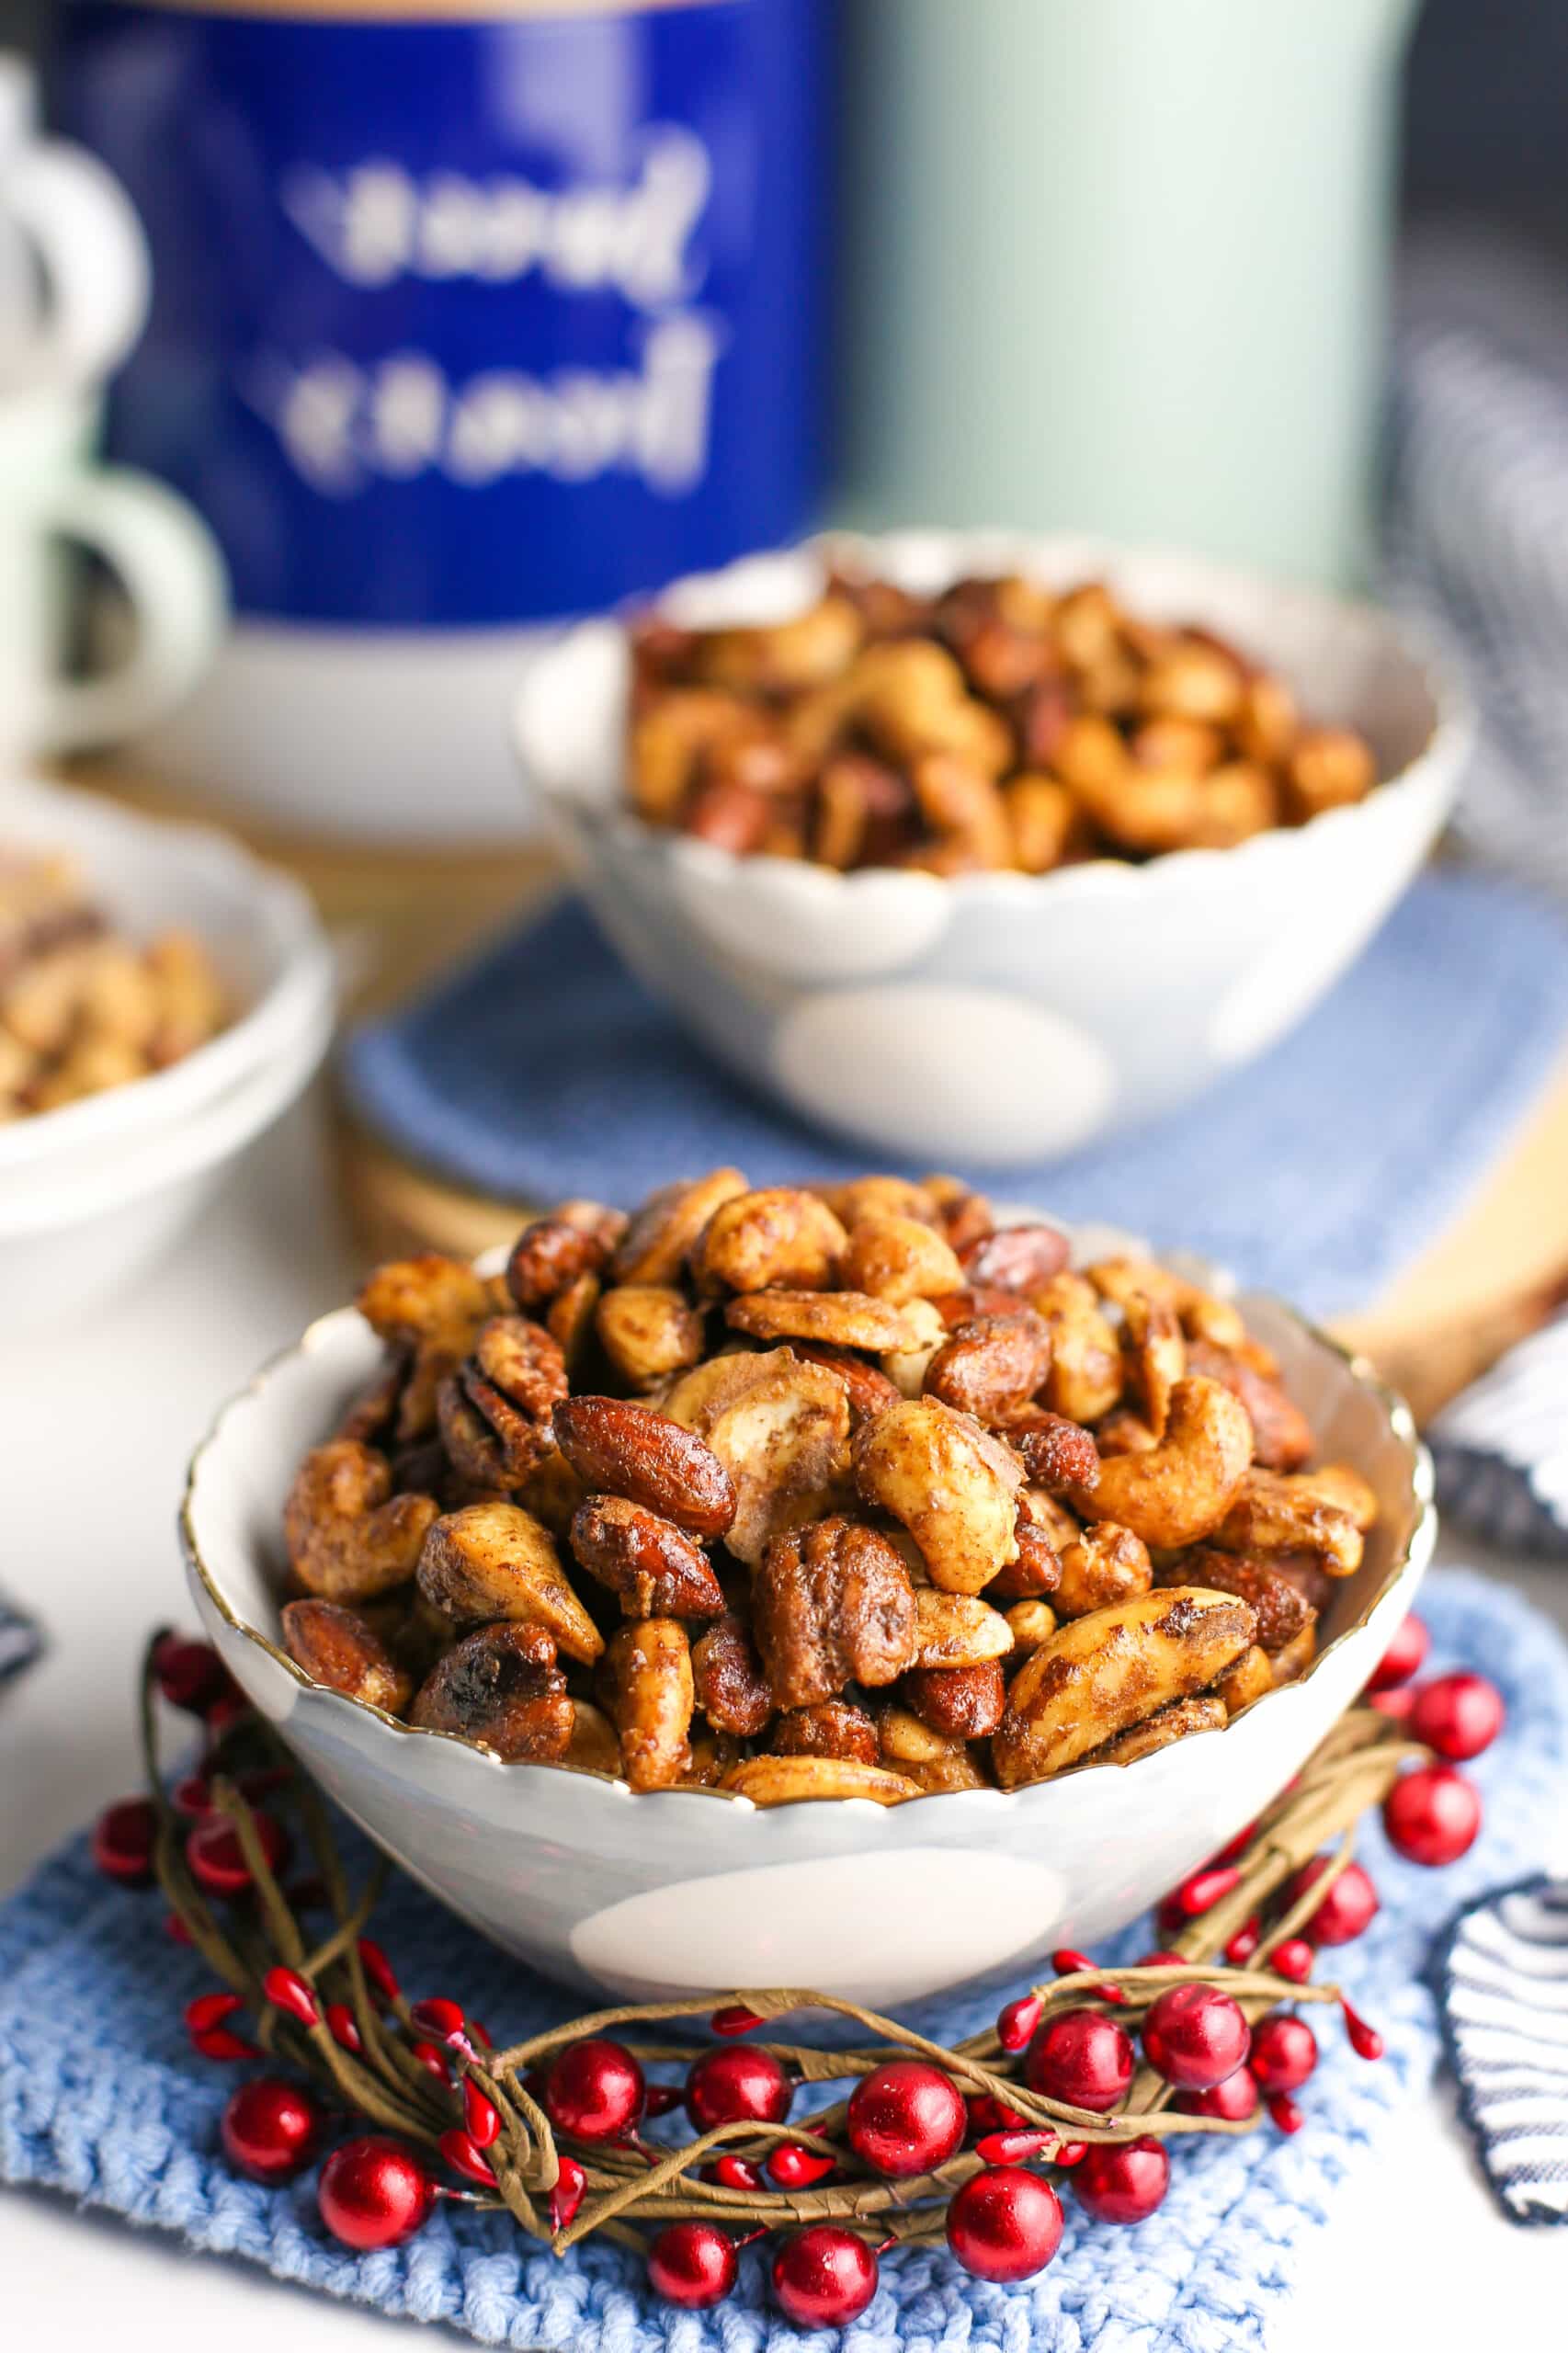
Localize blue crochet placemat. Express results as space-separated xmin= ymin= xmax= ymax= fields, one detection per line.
xmin=341 ymin=870 xmax=1568 ymax=1322
xmin=3 ymin=1566 xmax=1565 ymax=2352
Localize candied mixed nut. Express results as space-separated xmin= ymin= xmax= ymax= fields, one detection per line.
xmin=0 ymin=850 xmax=226 ymax=1122
xmin=278 ymin=1172 xmax=1381 ymax=1802
xmin=625 ymin=566 xmax=1380 ymax=871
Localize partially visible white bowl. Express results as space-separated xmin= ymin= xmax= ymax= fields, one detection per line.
xmin=183 ymin=1226 xmax=1435 ymax=2014
xmin=513 ymin=531 xmax=1471 ymax=1165
xmin=0 ymin=776 xmax=335 ymax=1326
xmin=0 ymin=774 xmax=333 ymax=1176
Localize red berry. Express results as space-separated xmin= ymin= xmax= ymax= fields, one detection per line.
xmin=642 ymin=2083 xmax=682 ymax=2119
xmin=463 ymin=2078 xmax=502 ymax=2148
xmin=1142 ymin=1985 xmax=1251 ymax=2091
xmin=1409 ymin=1673 xmax=1506 ymax=1762
xmin=772 ymin=2226 xmax=879 ymax=2329
xmin=185 ymin=1991 xmax=258 ymax=2061
xmin=1025 ymin=2010 xmax=1135 ymax=2112
xmin=685 ymin=2045 xmax=792 ymax=2132
xmin=1051 ymin=1948 xmax=1122 ymax=1997
xmin=549 ymin=2155 xmax=585 ymax=2233
xmin=1269 ymin=1938 xmax=1314 ymax=1984
xmin=152 ymin=1633 xmax=230 ymax=1715
xmin=263 ymin=1965 xmax=320 ymax=2029
xmin=439 ymin=2127 xmax=495 ymax=2187
xmin=709 ymin=2004 xmax=764 ymax=2036
xmin=1225 ymin=1919 xmax=1262 ymax=1966
xmin=92 ymin=1798 xmax=157 ymax=1886
xmin=1176 ymin=1865 xmax=1242 ymax=1915
xmin=221 ymin=2077 xmax=324 ymax=2182
xmin=846 ymin=2060 xmax=966 ymax=2178
xmin=648 ymin=2221 xmax=738 ymax=2311
xmin=1137 ymin=1950 xmax=1189 ymax=1971
xmin=326 ymin=2003 xmax=362 ymax=2054
xmin=1368 ymin=1687 xmax=1416 ymax=1721
xmin=186 ymin=1812 xmax=289 ymax=1899
xmin=1341 ymin=1997 xmax=1384 ymax=2061
xmin=1073 ymin=2136 xmax=1170 ymax=2225
xmin=1248 ymin=2014 xmax=1318 ymax=2094
xmin=411 ymin=2040 xmax=449 ymax=2083
xmin=1369 ymin=1613 xmax=1428 ymax=1692
xmin=1286 ymin=1859 xmax=1380 ymax=1947
xmin=947 ymin=2166 xmax=1063 ymax=2283
xmin=408 ymin=1996 xmax=465 ymax=2042
xmin=165 ymin=1912 xmax=194 ymax=1946
xmin=1267 ymin=2092 xmax=1305 ymax=2134
xmin=544 ymin=2038 xmax=645 ymax=2143
xmin=703 ymin=2154 xmax=764 ymax=2192
xmin=1383 ymin=1766 xmax=1483 ymax=1866
xmin=1176 ymin=2066 xmax=1259 ymax=2121
xmin=767 ymin=2143 xmax=835 ymax=2188
xmin=356 ymin=1938 xmax=400 ymax=2006
xmin=319 ymin=2137 xmax=433 ymax=2249
xmin=1051 ymin=2141 xmax=1088 ymax=2166
xmin=172 ymin=1775 xmax=213 ymax=1820
xmin=975 ymin=2128 xmax=1055 ymax=2165
xmin=996 ymin=1993 xmax=1043 ymax=2052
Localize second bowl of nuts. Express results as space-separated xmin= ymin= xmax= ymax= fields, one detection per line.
xmin=513 ymin=530 xmax=1469 ymax=1164
xmin=183 ymin=1171 xmax=1434 ymax=2012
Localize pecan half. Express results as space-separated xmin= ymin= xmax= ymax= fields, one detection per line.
xmin=751 ymin=1517 xmax=916 ymax=1710
xmin=437 ymin=1314 xmax=567 ymax=1487
xmin=506 ymin=1205 xmax=624 ymax=1313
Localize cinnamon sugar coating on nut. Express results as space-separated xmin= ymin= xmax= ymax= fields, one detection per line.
xmin=285 ymin=1441 xmax=438 ymax=1604
xmin=751 ymin=1516 xmax=917 ymax=1710
xmin=569 ymin=1495 xmax=726 ymax=1620
xmin=281 ymin=1598 xmax=414 ymax=1716
xmin=551 ymin=1396 xmax=736 ymax=1536
xmin=410 ymin=1622 xmax=573 ymax=1762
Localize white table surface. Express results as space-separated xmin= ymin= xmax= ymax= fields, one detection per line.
xmin=2 ymin=1094 xmax=1564 ymax=2351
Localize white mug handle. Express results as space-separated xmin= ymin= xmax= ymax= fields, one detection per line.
xmin=34 ymin=467 xmax=228 ymax=754
xmin=4 ymin=141 xmax=151 ymax=387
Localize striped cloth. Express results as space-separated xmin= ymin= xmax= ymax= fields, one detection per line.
xmin=1438 ymin=1878 xmax=1568 ymax=2227
xmin=1432 ymin=1313 xmax=1568 ymax=1555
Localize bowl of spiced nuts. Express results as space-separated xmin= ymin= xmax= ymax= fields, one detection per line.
xmin=0 ymin=775 xmax=334 ymax=1327
xmin=513 ymin=530 xmax=1469 ymax=1165
xmin=183 ymin=1170 xmax=1434 ymax=2013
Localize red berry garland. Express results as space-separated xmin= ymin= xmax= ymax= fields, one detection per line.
xmin=947 ymin=2166 xmax=1063 ymax=2282
xmin=772 ymin=2227 xmax=880 ymax=2328
xmin=1142 ymin=1985 xmax=1251 ymax=2090
xmin=1247 ymin=2015 xmax=1318 ymax=2096
xmin=685 ymin=2044 xmax=792 ymax=2131
xmin=1175 ymin=2066 xmax=1259 ymax=2121
xmin=221 ymin=2078 xmax=325 ymax=2182
xmin=544 ymin=2038 xmax=645 ymax=2142
xmin=1074 ymin=2137 xmax=1170 ymax=2225
xmin=1383 ymin=1766 xmax=1483 ymax=1866
xmin=1286 ymin=1859 xmax=1380 ymax=1947
xmin=1368 ymin=1613 xmax=1428 ymax=1691
xmin=647 ymin=2222 xmax=739 ymax=2310
xmin=846 ymin=2061 xmax=967 ymax=2178
xmin=1025 ymin=2010 xmax=1135 ymax=2111
xmin=318 ymin=2138 xmax=435 ymax=2250
xmin=1407 ymin=1674 xmax=1505 ymax=1763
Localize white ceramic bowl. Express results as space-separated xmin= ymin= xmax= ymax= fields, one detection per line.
xmin=0 ymin=775 xmax=335 ymax=1324
xmin=0 ymin=774 xmax=333 ymax=1178
xmin=182 ymin=1230 xmax=1435 ymax=2015
xmin=513 ymin=532 xmax=1471 ymax=1165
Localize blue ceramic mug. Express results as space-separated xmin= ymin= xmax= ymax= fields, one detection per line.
xmin=51 ymin=0 xmax=827 ymax=837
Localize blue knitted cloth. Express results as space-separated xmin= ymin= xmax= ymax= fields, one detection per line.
xmin=2 ymin=1567 xmax=1563 ymax=2352
xmin=341 ymin=871 xmax=1568 ymax=1322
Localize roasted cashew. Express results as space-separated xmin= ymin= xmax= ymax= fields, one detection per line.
xmin=1066 ymin=1377 xmax=1251 ymax=1550
xmin=284 ymin=1441 xmax=438 ymax=1604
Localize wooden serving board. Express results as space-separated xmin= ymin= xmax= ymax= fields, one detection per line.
xmin=74 ymin=760 xmax=1568 ymax=1426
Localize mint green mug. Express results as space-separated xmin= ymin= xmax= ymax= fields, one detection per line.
xmin=837 ymin=0 xmax=1423 ymax=588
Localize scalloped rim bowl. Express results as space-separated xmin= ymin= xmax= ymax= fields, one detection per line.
xmin=183 ymin=1228 xmax=1436 ymax=2013
xmin=513 ymin=530 xmax=1472 ymax=1165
